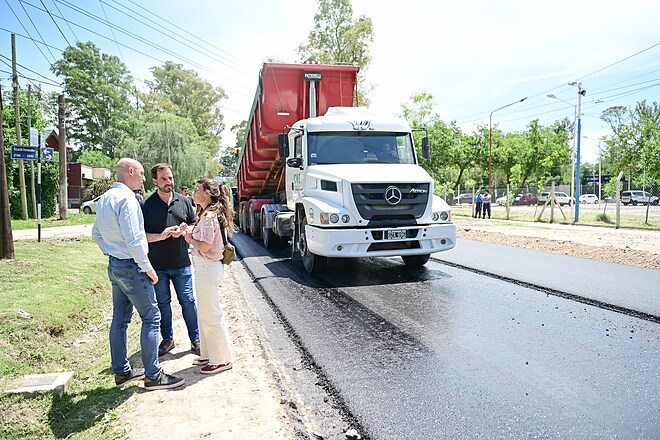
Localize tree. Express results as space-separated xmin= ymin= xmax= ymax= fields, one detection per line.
xmin=51 ymin=41 xmax=133 ymax=157
xmin=77 ymin=149 xmax=116 ymax=171
xmin=297 ymin=0 xmax=374 ymax=104
xmin=118 ymin=112 xmax=209 ymax=191
xmin=297 ymin=0 xmax=373 ymax=67
xmin=143 ymin=61 xmax=227 ymax=143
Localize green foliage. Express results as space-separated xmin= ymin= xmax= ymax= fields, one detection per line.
xmin=0 ymin=238 xmax=139 ymax=439
xmin=51 ymin=41 xmax=133 ymax=157
xmin=143 ymin=61 xmax=227 ymax=143
xmin=600 ymin=101 xmax=660 ymax=185
xmin=297 ymin=0 xmax=374 ymax=68
xmin=595 ymin=212 xmax=613 ymax=224
xmin=2 ymin=87 xmax=57 ymax=219
xmin=118 ymin=112 xmax=209 ymax=190
xmin=83 ymin=177 xmax=114 ymax=199
xmin=77 ymin=150 xmax=116 ymax=171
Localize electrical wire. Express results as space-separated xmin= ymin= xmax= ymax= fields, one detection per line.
xmin=49 ymin=0 xmax=78 ymax=42
xmin=17 ymin=0 xmax=58 ymax=62
xmin=39 ymin=0 xmax=70 ymax=46
xmin=3 ymin=0 xmax=54 ymax=67
xmin=98 ymin=0 xmax=124 ymax=63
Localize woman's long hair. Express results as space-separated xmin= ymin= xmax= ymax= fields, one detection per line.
xmin=195 ymin=179 xmax=235 ymax=235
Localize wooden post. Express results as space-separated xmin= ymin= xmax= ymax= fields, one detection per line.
xmin=58 ymin=94 xmax=68 ymax=220
xmin=0 ymin=82 xmax=16 ymax=259
xmin=12 ymin=33 xmax=28 ymax=220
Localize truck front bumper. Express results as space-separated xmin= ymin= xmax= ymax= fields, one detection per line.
xmin=305 ymin=223 xmax=456 ymax=258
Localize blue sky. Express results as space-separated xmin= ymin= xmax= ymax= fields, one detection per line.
xmin=1 ymin=0 xmax=659 ymax=163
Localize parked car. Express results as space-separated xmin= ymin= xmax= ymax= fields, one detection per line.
xmin=514 ymin=193 xmax=539 ymax=205
xmin=452 ymin=193 xmax=473 ymax=204
xmin=539 ymin=191 xmax=574 ymax=206
xmin=80 ymin=196 xmax=101 ymax=214
xmin=579 ymin=194 xmax=599 ymax=204
xmin=496 ymin=193 xmax=521 ymax=205
xmin=621 ymin=190 xmax=659 ymax=206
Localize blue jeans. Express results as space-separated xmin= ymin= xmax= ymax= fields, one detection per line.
xmin=154 ymin=266 xmax=199 ymax=343
xmin=108 ymin=257 xmax=162 ymax=380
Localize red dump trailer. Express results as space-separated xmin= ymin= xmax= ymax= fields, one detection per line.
xmin=236 ymin=63 xmax=359 ymax=236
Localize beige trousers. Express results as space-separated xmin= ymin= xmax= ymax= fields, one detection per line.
xmin=191 ymin=255 xmax=233 ymax=365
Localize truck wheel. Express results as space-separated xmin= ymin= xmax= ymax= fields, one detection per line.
xmin=402 ymin=254 xmax=430 ymax=268
xmin=262 ymin=212 xmax=278 ymax=249
xmin=250 ymin=209 xmax=260 ymax=239
xmin=299 ymin=217 xmax=326 ymax=274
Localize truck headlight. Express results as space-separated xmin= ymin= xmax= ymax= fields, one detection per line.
xmin=432 ymin=212 xmax=439 ymax=221
xmin=329 ymin=214 xmax=339 ymax=223
xmin=319 ymin=213 xmax=329 ymax=224
xmin=440 ymin=211 xmax=449 ymax=221
xmin=341 ymin=214 xmax=350 ymax=223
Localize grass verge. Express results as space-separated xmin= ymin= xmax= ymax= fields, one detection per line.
xmin=0 ymin=237 xmax=141 ymax=439
xmin=11 ymin=214 xmax=97 ymax=231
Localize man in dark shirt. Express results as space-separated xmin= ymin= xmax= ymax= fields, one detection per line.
xmin=142 ymin=163 xmax=200 ymax=356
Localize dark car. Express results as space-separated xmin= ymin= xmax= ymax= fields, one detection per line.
xmin=452 ymin=193 xmax=473 ymax=204
xmin=514 ymin=193 xmax=538 ymax=205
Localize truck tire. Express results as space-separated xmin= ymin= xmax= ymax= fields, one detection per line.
xmin=402 ymin=254 xmax=430 ymax=268
xmin=249 ymin=207 xmax=260 ymax=239
xmin=299 ymin=216 xmax=326 ymax=274
xmin=261 ymin=212 xmax=278 ymax=249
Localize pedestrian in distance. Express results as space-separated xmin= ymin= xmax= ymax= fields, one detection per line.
xmin=474 ymin=190 xmax=483 ymax=218
xmin=181 ymin=185 xmax=196 ymax=209
xmin=135 ymin=188 xmax=144 ymax=206
xmin=91 ymin=158 xmax=185 ymax=390
xmin=181 ymin=179 xmax=234 ymax=374
xmin=482 ymin=189 xmax=492 ymax=219
xmin=142 ymin=164 xmax=200 ymax=357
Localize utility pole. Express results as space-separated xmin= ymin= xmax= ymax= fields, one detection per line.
xmin=12 ymin=33 xmax=28 ymax=220
xmin=27 ymin=84 xmax=36 ymax=217
xmin=569 ymin=81 xmax=586 ymax=222
xmin=0 ymin=82 xmax=16 ymax=259
xmin=164 ymin=120 xmax=171 ymax=165
xmin=58 ymin=94 xmax=68 ymax=220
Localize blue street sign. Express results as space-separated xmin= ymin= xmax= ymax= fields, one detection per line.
xmin=42 ymin=147 xmax=54 ymax=161
xmin=11 ymin=145 xmax=38 ymax=160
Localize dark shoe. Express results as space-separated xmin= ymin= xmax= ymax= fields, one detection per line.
xmin=144 ymin=373 xmax=185 ymax=390
xmin=115 ymin=368 xmax=145 ymax=386
xmin=191 ymin=340 xmax=201 ymax=356
xmin=158 ymin=339 xmax=175 ymax=356
xmin=200 ymin=362 xmax=232 ymax=374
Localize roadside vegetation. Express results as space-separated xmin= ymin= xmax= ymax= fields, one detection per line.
xmin=451 ymin=205 xmax=659 ymax=230
xmin=11 ymin=213 xmax=96 ymax=231
xmin=0 ymin=238 xmax=139 ymax=439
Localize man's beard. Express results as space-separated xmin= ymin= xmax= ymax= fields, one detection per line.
xmin=158 ymin=184 xmax=173 ymax=193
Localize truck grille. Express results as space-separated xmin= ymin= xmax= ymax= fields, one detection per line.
xmin=351 ymin=183 xmax=430 ymax=222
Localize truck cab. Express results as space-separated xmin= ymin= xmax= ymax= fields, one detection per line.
xmin=279 ymin=107 xmax=455 ymax=273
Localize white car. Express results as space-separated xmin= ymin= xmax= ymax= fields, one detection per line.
xmin=539 ymin=191 xmax=574 ymax=206
xmin=579 ymin=194 xmax=599 ymax=204
xmin=80 ymin=196 xmax=101 ymax=214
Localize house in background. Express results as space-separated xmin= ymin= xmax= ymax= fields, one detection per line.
xmin=44 ymin=129 xmax=112 ymax=209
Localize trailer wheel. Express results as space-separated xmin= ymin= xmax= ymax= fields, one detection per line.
xmin=261 ymin=212 xmax=278 ymax=249
xmin=299 ymin=217 xmax=326 ymax=274
xmin=249 ymin=207 xmax=260 ymax=239
xmin=402 ymin=254 xmax=430 ymax=268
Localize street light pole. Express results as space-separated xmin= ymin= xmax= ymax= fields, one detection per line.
xmin=489 ymin=96 xmax=528 ymax=192
xmin=570 ymin=81 xmax=586 ymax=222
xmin=547 ymin=93 xmax=577 ymax=217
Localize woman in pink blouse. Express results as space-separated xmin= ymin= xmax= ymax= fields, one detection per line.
xmin=181 ymin=179 xmax=234 ymax=374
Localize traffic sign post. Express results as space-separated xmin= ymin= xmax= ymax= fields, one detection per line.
xmin=11 ymin=145 xmax=38 ymax=160
xmin=37 ymin=135 xmax=42 ymax=242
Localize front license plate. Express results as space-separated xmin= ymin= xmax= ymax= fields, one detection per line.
xmin=386 ymin=230 xmax=407 ymax=240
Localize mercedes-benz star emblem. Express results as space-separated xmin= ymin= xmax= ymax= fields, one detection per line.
xmin=384 ymin=186 xmax=402 ymax=205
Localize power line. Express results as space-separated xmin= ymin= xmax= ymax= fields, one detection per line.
xmin=112 ymin=0 xmax=253 ymax=71
xmin=17 ymin=0 xmax=58 ymax=62
xmin=39 ymin=0 xmax=71 ymax=46
xmin=98 ymin=0 xmax=124 ymax=63
xmin=49 ymin=0 xmax=79 ymax=42
xmin=577 ymin=41 xmax=660 ymax=81
xmin=3 ymin=0 xmax=54 ymax=66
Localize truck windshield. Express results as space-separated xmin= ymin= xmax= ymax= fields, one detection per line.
xmin=307 ymin=132 xmax=416 ymax=165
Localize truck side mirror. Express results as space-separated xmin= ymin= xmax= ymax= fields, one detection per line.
xmin=422 ymin=137 xmax=430 ymax=160
xmin=286 ymin=157 xmax=303 ymax=169
xmin=278 ymin=134 xmax=289 ymax=158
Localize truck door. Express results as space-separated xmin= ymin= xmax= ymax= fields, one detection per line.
xmin=286 ymin=133 xmax=305 ymax=210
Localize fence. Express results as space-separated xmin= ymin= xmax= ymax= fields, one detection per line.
xmin=442 ymin=185 xmax=660 ymax=230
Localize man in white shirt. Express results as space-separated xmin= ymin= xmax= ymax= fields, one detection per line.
xmin=92 ymin=158 xmax=185 ymax=391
